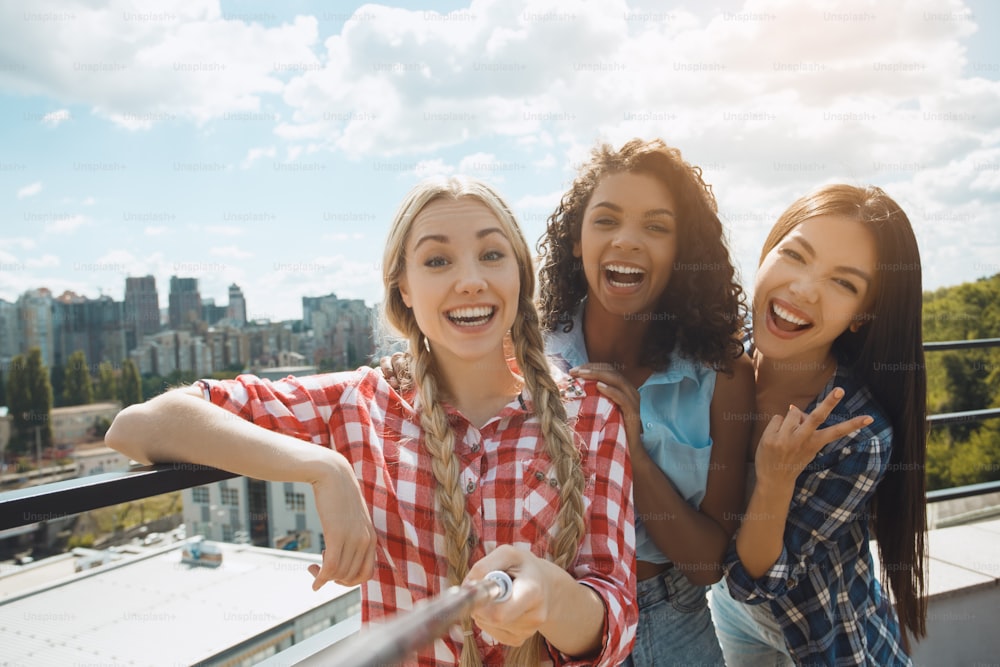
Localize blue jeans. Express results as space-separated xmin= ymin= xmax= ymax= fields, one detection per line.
xmin=621 ymin=567 xmax=724 ymax=667
xmin=709 ymin=579 xmax=794 ymax=667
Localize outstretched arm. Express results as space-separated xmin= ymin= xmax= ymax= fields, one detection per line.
xmin=105 ymin=385 xmax=377 ymax=587
xmin=466 ymin=545 xmax=606 ymax=659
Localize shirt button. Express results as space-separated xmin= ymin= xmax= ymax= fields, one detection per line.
xmin=646 ymin=422 xmax=653 ymax=430
xmin=471 ymin=443 xmax=480 ymax=452
xmin=548 ymin=478 xmax=558 ymax=488
xmin=466 ymin=480 xmax=476 ymax=493
xmin=534 ymin=471 xmax=545 ymax=481
xmin=467 ymin=533 xmax=478 ymax=547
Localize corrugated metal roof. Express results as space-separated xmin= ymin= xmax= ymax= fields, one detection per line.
xmin=0 ymin=542 xmax=356 ymax=665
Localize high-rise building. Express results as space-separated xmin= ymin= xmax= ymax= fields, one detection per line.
xmin=201 ymin=298 xmax=228 ymax=326
xmin=244 ymin=320 xmax=297 ymax=369
xmin=204 ymin=326 xmax=248 ymax=372
xmin=227 ymin=283 xmax=247 ymax=326
xmin=301 ymin=293 xmax=374 ymax=369
xmin=129 ymin=329 xmax=213 ymax=377
xmin=53 ymin=292 xmax=127 ymax=368
xmin=168 ymin=276 xmax=201 ymax=330
xmin=0 ymin=298 xmax=19 ymax=363
xmin=17 ymin=288 xmax=55 ymax=367
xmin=123 ymin=275 xmax=160 ymax=350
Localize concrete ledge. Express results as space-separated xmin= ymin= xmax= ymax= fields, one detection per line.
xmin=912 ymin=517 xmax=1000 ymax=665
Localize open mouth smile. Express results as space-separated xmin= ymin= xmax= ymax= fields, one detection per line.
xmin=604 ymin=263 xmax=645 ymax=288
xmin=769 ymin=300 xmax=813 ymax=332
xmin=445 ymin=305 xmax=497 ymax=327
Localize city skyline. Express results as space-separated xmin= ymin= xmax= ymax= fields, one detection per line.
xmin=1 ymin=0 xmax=999 ymax=322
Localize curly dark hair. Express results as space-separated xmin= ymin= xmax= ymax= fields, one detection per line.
xmin=536 ymin=138 xmax=747 ymax=373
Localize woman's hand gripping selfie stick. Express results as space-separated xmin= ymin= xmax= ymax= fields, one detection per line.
xmin=300 ymin=570 xmax=513 ymax=666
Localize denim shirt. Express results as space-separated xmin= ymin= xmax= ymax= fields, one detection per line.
xmin=545 ymin=306 xmax=717 ymax=565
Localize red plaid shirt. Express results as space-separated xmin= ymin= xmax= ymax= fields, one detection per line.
xmin=201 ymin=366 xmax=636 ymax=666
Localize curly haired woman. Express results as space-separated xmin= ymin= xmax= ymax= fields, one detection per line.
xmin=537 ymin=138 xmax=754 ymax=666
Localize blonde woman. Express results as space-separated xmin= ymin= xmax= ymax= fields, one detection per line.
xmin=106 ymin=177 xmax=637 ymax=666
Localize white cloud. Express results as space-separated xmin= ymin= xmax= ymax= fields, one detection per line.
xmin=0 ymin=237 xmax=38 ymax=250
xmin=25 ymin=254 xmax=60 ymax=269
xmin=210 ymin=245 xmax=253 ymax=258
xmin=0 ymin=0 xmax=320 ymax=127
xmin=533 ymin=153 xmax=557 ymax=170
xmin=240 ymin=146 xmax=277 ymax=169
xmin=16 ymin=182 xmax=42 ymax=199
xmin=263 ymin=0 xmax=998 ymax=216
xmin=205 ymin=225 xmax=245 ymax=236
xmin=41 ymin=108 xmax=70 ymax=127
xmin=44 ymin=214 xmax=88 ymax=233
xmin=279 ymin=0 xmax=629 ymax=157
xmin=514 ymin=189 xmax=563 ymax=211
xmin=321 ymin=232 xmax=365 ymax=242
xmin=264 ymin=254 xmax=383 ymax=316
xmin=81 ymin=196 xmax=96 ymax=206
xmin=413 ymin=158 xmax=454 ymax=178
xmin=0 ymin=0 xmax=997 ymax=308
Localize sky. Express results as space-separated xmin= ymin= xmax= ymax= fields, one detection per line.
xmin=0 ymin=0 xmax=998 ymax=323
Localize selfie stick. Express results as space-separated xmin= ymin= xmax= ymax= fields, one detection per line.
xmin=301 ymin=570 xmax=513 ymax=666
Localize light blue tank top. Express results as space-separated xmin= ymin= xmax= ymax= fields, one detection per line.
xmin=545 ymin=306 xmax=717 ymax=564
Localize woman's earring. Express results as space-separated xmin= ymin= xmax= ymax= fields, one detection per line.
xmin=423 ymin=335 xmax=431 ymax=352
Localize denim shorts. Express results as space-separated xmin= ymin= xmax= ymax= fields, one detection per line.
xmin=620 ymin=566 xmax=725 ymax=667
xmin=709 ymin=579 xmax=794 ymax=667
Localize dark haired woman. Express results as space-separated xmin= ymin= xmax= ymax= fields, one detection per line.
xmin=710 ymin=184 xmax=927 ymax=666
xmin=537 ymin=138 xmax=755 ymax=665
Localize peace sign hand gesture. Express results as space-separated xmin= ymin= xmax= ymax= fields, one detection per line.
xmin=754 ymin=387 xmax=873 ymax=488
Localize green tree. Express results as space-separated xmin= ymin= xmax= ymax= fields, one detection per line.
xmin=922 ymin=272 xmax=1000 ymax=490
xmin=63 ymin=350 xmax=94 ymax=406
xmin=95 ymin=361 xmax=118 ymax=402
xmin=49 ymin=364 xmax=66 ymax=408
xmin=939 ymin=352 xmax=992 ymax=440
xmin=6 ymin=348 xmax=53 ymax=457
xmin=91 ymin=416 xmax=112 ymax=439
xmin=119 ymin=358 xmax=142 ymax=407
xmin=5 ymin=357 xmax=27 ymax=455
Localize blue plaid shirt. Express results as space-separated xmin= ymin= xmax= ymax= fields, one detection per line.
xmin=723 ymin=365 xmax=911 ymax=666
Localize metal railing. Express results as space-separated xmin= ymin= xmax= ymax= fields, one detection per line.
xmin=2 ymin=337 xmax=999 ymax=529
xmin=923 ymin=338 xmax=1000 ymax=502
xmin=1 ymin=464 xmax=236 ymax=530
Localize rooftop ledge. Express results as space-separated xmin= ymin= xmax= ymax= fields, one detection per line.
xmin=1 ymin=461 xmax=999 ymax=665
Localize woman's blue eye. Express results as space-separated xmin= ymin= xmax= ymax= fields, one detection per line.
xmin=780 ymin=248 xmax=803 ymax=262
xmin=482 ymin=250 xmax=505 ymax=261
xmin=425 ymin=256 xmax=448 ymax=268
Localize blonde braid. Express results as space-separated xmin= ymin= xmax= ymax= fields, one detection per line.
xmin=380 ymin=176 xmax=588 ymax=666
xmin=411 ymin=343 xmax=482 ymax=667
xmin=505 ymin=301 xmax=588 ymax=667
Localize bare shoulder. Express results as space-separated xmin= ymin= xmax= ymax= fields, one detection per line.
xmin=712 ymin=353 xmax=755 ymax=410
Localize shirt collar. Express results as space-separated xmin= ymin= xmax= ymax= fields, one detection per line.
xmin=545 ymin=300 xmax=706 ymax=388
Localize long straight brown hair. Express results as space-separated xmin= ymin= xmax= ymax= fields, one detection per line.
xmin=760 ymin=184 xmax=927 ymax=642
